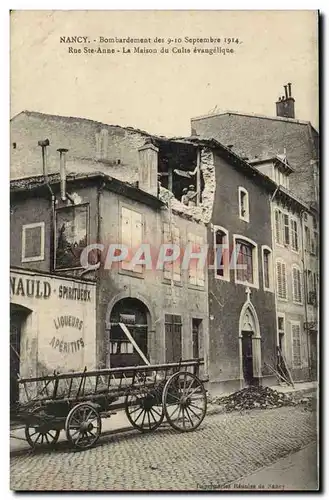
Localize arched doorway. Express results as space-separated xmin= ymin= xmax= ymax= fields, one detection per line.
xmin=239 ymin=292 xmax=261 ymax=387
xmin=108 ymin=298 xmax=150 ymax=368
xmin=10 ymin=303 xmax=32 ymax=407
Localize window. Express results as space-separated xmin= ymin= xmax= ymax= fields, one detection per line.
xmin=121 ymin=207 xmax=143 ymax=273
xmin=55 ymin=205 xmax=88 ymax=269
xmin=276 ymin=260 xmax=287 ymax=300
xmin=292 ymin=265 xmax=302 ymax=304
xmin=238 ymin=187 xmax=249 ymax=222
xmin=165 ymin=314 xmax=182 ymax=362
xmin=22 ymin=222 xmax=45 ymax=263
xmin=283 ymin=214 xmax=290 ymax=246
xmin=234 ymin=236 xmax=258 ymax=288
xmin=262 ymin=246 xmax=273 ymax=291
xmin=214 ymin=226 xmax=229 ymax=281
xmin=277 ymin=315 xmax=285 ymax=352
xmin=187 ymin=233 xmax=205 ymax=287
xmin=307 ymin=270 xmax=317 ymax=305
xmin=163 ymin=223 xmax=181 ymax=282
xmin=274 ymin=209 xmax=282 ymax=244
xmin=311 ymin=218 xmax=318 ymax=255
xmin=291 ymin=219 xmax=299 ymax=252
xmin=305 ymin=226 xmax=311 ymax=252
xmin=291 ymin=322 xmax=302 ymax=368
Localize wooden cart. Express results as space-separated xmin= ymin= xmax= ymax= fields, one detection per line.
xmin=13 ymin=358 xmax=207 ymax=451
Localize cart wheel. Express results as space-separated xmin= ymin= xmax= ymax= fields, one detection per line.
xmin=65 ymin=403 xmax=102 ymax=450
xmin=125 ymin=388 xmax=164 ymax=432
xmin=25 ymin=406 xmax=60 ymax=449
xmin=162 ymin=371 xmax=207 ymax=432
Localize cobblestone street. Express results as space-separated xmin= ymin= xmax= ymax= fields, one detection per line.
xmin=10 ymin=405 xmax=317 ymax=491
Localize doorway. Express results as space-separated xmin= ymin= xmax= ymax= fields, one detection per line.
xmin=309 ymin=330 xmax=318 ymax=381
xmin=242 ymin=331 xmax=254 ymax=385
xmin=108 ymin=298 xmax=149 ymax=368
xmin=10 ymin=304 xmax=31 ymax=407
xmin=192 ymin=318 xmax=202 ymax=359
xmin=239 ymin=300 xmax=261 ymax=387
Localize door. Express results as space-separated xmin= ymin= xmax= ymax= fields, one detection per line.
xmin=309 ymin=331 xmax=317 ymax=381
xmin=242 ymin=331 xmax=254 ymax=385
xmin=192 ymin=318 xmax=202 ymax=359
xmin=10 ymin=316 xmax=21 ymax=406
xmin=165 ymin=315 xmax=182 ymax=362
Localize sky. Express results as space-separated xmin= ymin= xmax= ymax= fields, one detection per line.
xmin=10 ymin=10 xmax=319 ymax=137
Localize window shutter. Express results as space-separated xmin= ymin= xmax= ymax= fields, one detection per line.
xmin=131 ymin=210 xmax=143 ymax=273
xmin=292 ymin=324 xmax=302 ymax=367
xmin=276 ymin=261 xmax=287 ymax=299
xmin=188 ymin=233 xmax=197 ymax=285
xmin=172 ymin=226 xmax=181 ymax=282
xmin=283 ymin=214 xmax=290 ymax=245
xmin=163 ymin=223 xmax=172 ymax=280
xmin=292 ymin=267 xmax=301 ymax=303
xmin=196 ymin=235 xmax=205 ymax=287
xmin=275 ymin=210 xmax=281 ymax=244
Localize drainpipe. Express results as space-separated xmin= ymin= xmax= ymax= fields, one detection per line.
xmin=196 ymin=148 xmax=201 ymax=206
xmin=270 ymin=189 xmax=280 ymax=364
xmin=38 ymin=139 xmax=56 ymax=271
xmin=300 ymin=209 xmax=311 ymax=379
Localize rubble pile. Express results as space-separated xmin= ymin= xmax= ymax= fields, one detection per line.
xmin=210 ymin=386 xmax=297 ymax=412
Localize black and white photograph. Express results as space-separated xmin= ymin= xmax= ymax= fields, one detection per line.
xmin=9 ymin=9 xmax=319 ymax=492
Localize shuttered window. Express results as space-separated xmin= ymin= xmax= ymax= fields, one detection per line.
xmin=22 ymin=222 xmax=45 ymax=262
xmin=274 ymin=209 xmax=282 ymax=244
xmin=163 ymin=223 xmax=181 ymax=282
xmin=188 ymin=233 xmax=205 ymax=287
xmin=276 ymin=260 xmax=287 ymax=299
xmin=283 ymin=214 xmax=290 ymax=245
xmin=121 ymin=207 xmax=143 ymax=273
xmin=292 ymin=266 xmax=302 ymax=303
xmin=291 ymin=323 xmax=302 ymax=367
xmin=291 ymin=219 xmax=299 ymax=251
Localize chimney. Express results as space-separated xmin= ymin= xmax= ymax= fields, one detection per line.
xmin=138 ymin=139 xmax=159 ymax=196
xmin=57 ymin=148 xmax=69 ymax=201
xmin=276 ymin=83 xmax=295 ymax=119
xmin=38 ymin=139 xmax=50 ymax=180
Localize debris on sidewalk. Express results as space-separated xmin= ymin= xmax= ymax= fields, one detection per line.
xmin=208 ymin=386 xmax=315 ymax=412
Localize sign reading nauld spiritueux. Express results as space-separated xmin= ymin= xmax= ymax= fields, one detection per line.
xmin=10 ymin=276 xmax=91 ymax=301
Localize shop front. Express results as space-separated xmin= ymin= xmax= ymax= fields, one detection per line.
xmin=10 ymin=268 xmax=96 ymax=406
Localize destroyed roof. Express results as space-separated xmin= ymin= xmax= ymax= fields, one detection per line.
xmin=10 ymin=171 xmax=165 ymax=209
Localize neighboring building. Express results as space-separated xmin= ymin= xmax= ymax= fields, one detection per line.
xmin=249 ymin=154 xmax=318 ymax=382
xmin=190 ymin=83 xmax=320 ymax=384
xmin=190 ymin=83 xmax=319 ymax=207
xmin=184 ymin=138 xmax=278 ymax=393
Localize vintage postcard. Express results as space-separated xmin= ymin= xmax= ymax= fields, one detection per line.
xmin=9 ymin=9 xmax=319 ymax=492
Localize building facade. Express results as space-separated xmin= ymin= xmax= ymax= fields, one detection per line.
xmin=10 ymin=167 xmax=209 ymax=405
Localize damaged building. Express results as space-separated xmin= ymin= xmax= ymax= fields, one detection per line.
xmin=10 ymin=130 xmax=210 ymax=407
xmin=12 ymin=107 xmax=315 ymax=404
